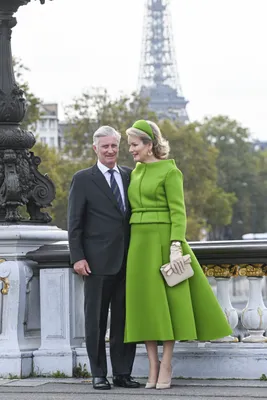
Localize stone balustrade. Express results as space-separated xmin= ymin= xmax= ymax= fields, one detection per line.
xmin=0 ymin=231 xmax=267 ymax=379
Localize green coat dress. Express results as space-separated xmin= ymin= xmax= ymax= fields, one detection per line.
xmin=124 ymin=159 xmax=232 ymax=343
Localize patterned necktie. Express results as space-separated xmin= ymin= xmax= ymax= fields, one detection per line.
xmin=108 ymin=169 xmax=125 ymax=213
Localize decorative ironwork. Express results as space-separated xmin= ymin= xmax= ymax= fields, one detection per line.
xmin=0 ymin=0 xmax=55 ymax=222
xmin=27 ymin=153 xmax=55 ymax=222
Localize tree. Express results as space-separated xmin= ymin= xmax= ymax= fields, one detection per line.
xmin=53 ymin=159 xmax=90 ymax=229
xmin=200 ymin=116 xmax=267 ymax=239
xmin=13 ymin=57 xmax=42 ymax=130
xmin=63 ymin=94 xmax=242 ymax=240
xmin=249 ymin=149 xmax=267 ymax=234
xmin=63 ymin=89 xmax=157 ymax=167
xmin=159 ymin=120 xmax=237 ymax=240
xmin=204 ymin=188 xmax=237 ymax=240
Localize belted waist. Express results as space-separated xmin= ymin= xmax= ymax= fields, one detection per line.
xmin=132 ymin=207 xmax=169 ymax=213
xmin=130 ymin=207 xmax=171 ymax=224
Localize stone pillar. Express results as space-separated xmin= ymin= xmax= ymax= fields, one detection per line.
xmin=26 ymin=242 xmax=85 ymax=377
xmin=241 ymin=276 xmax=267 ymax=342
xmin=33 ymin=268 xmax=73 ymax=376
xmin=213 ymin=277 xmax=239 ymax=342
xmin=204 ymin=265 xmax=239 ymax=342
xmin=0 ymin=225 xmax=67 ymax=378
xmin=0 ymin=259 xmax=38 ymax=377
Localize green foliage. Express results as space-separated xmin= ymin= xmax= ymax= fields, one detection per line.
xmin=14 ymin=58 xmax=266 ymax=240
xmin=8 ymin=374 xmax=20 ymax=380
xmin=260 ymin=373 xmax=267 ymax=381
xmin=13 ymin=57 xmax=42 ymax=130
xmin=73 ymin=363 xmax=91 ymax=379
xmin=160 ymin=120 xmax=236 ymax=240
xmin=51 ymin=370 xmax=68 ymax=378
xmin=53 ymin=159 xmax=91 ymax=229
xmin=28 ymin=371 xmax=45 ymax=378
xmin=32 ymin=101 xmax=267 ymax=240
xmin=61 ymin=94 xmax=254 ymax=239
xmin=201 ymin=116 xmax=267 ymax=239
xmin=63 ymin=88 xmax=157 ymax=166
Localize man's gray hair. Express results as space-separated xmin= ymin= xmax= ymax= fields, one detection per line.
xmin=93 ymin=126 xmax=121 ymax=147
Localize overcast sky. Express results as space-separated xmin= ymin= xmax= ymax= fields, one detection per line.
xmin=12 ymin=0 xmax=267 ymax=141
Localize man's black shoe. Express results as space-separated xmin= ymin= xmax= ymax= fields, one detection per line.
xmin=92 ymin=377 xmax=111 ymax=390
xmin=113 ymin=375 xmax=140 ymax=388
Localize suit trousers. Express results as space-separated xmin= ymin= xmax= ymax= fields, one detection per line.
xmin=84 ymin=267 xmax=136 ymax=377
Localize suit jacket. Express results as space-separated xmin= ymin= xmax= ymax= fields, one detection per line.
xmin=68 ymin=163 xmax=132 ymax=275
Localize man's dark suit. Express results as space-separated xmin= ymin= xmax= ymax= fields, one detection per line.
xmin=68 ymin=164 xmax=136 ymax=378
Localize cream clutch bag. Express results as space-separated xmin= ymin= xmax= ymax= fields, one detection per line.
xmin=160 ymin=254 xmax=194 ymax=287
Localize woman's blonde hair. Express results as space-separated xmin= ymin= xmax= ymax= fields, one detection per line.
xmin=126 ymin=120 xmax=170 ymax=159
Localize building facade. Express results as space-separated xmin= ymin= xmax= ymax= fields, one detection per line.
xmin=35 ymin=103 xmax=60 ymax=149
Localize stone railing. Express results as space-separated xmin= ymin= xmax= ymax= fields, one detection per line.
xmin=192 ymin=240 xmax=267 ymax=343
xmin=0 ymin=238 xmax=267 ymax=379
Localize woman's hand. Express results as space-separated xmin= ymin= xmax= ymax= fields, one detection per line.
xmin=167 ymin=241 xmax=185 ymax=275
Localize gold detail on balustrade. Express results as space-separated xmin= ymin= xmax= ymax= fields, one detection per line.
xmin=0 ymin=258 xmax=9 ymax=295
xmin=238 ymin=264 xmax=266 ymax=277
xmin=0 ymin=277 xmax=10 ymax=295
xmin=202 ymin=264 xmax=238 ymax=278
xmin=202 ymin=263 xmax=267 ymax=278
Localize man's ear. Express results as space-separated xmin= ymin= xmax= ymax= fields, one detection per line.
xmin=93 ymin=145 xmax=97 ymax=154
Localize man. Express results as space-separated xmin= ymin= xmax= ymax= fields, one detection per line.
xmin=68 ymin=126 xmax=139 ymax=390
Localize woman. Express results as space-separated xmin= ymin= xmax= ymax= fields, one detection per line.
xmin=124 ymin=120 xmax=232 ymax=390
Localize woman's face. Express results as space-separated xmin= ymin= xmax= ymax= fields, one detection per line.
xmin=128 ymin=135 xmax=152 ymax=163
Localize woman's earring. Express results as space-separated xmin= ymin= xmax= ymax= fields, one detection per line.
xmin=147 ymin=150 xmax=152 ymax=156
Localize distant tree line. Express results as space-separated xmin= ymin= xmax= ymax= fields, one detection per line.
xmin=15 ymin=60 xmax=267 ymax=240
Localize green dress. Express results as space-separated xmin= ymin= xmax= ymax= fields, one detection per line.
xmin=124 ymin=159 xmax=232 ymax=343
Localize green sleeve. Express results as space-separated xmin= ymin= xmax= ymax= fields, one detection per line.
xmin=164 ymin=168 xmax=187 ymax=242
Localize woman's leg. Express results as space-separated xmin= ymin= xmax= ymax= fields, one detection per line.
xmin=157 ymin=340 xmax=175 ymax=385
xmin=145 ymin=341 xmax=159 ymax=384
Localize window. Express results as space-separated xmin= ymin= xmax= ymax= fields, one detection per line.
xmin=40 ymin=137 xmax=46 ymax=144
xmin=50 ymin=137 xmax=55 ymax=147
xmin=40 ymin=120 xmax=46 ymax=130
xmin=49 ymin=120 xmax=56 ymax=130
xmin=178 ymin=109 xmax=186 ymax=116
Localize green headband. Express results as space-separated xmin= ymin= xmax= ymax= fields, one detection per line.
xmin=132 ymin=120 xmax=154 ymax=140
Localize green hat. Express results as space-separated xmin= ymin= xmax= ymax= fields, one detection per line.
xmin=131 ymin=120 xmax=155 ymax=140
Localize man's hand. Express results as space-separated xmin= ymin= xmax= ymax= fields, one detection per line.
xmin=74 ymin=259 xmax=91 ymax=276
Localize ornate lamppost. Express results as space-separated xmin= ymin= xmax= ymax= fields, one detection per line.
xmin=0 ymin=0 xmax=55 ymax=223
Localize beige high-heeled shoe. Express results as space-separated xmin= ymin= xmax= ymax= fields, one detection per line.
xmin=145 ymin=361 xmax=160 ymax=389
xmin=156 ymin=364 xmax=172 ymax=390
xmin=145 ymin=381 xmax=156 ymax=389
xmin=156 ymin=380 xmax=171 ymax=389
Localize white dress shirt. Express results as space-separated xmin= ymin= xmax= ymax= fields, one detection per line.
xmin=97 ymin=160 xmax=126 ymax=210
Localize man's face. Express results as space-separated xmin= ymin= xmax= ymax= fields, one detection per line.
xmin=93 ymin=136 xmax=119 ymax=168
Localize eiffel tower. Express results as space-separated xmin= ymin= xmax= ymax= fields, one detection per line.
xmin=138 ymin=0 xmax=189 ymax=123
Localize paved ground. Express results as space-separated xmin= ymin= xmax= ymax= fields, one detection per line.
xmin=0 ymin=378 xmax=267 ymax=400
